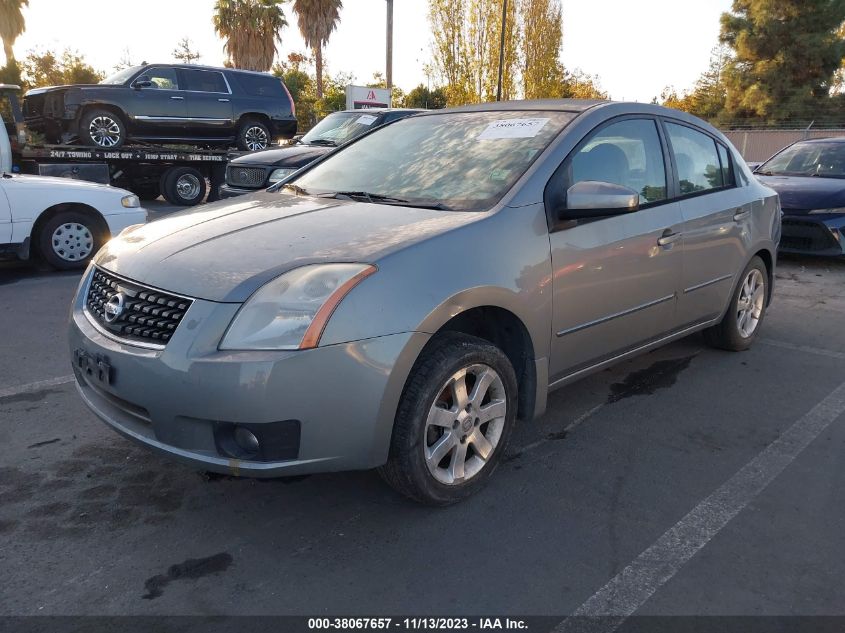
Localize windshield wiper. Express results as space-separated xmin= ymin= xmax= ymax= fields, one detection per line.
xmin=325 ymin=191 xmax=452 ymax=210
xmin=307 ymin=138 xmax=338 ymax=147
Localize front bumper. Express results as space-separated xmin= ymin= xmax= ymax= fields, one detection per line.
xmin=69 ymin=269 xmax=429 ymax=477
xmin=779 ymin=214 xmax=845 ymax=257
xmin=219 ymin=183 xmax=262 ymax=199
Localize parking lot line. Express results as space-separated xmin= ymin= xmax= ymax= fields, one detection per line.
xmin=0 ymin=375 xmax=74 ymax=399
xmin=553 ymin=379 xmax=845 ymax=633
xmin=762 ymin=338 xmax=845 ymax=361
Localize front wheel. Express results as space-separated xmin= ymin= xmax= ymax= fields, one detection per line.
xmin=379 ymin=333 xmax=517 ymax=505
xmin=703 ymin=256 xmax=769 ymax=351
xmin=79 ymin=109 xmax=126 ymax=148
xmin=236 ymin=119 xmax=271 ymax=151
xmin=162 ymin=167 xmax=207 ymax=206
xmin=38 ymin=211 xmax=104 ymax=270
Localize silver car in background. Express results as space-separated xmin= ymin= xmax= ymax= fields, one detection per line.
xmin=69 ymin=100 xmax=780 ymax=505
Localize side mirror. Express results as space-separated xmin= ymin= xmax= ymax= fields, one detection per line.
xmin=133 ymin=80 xmax=153 ymax=90
xmin=561 ymin=180 xmax=640 ymax=220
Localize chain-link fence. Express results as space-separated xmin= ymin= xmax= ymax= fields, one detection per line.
xmin=721 ymin=127 xmax=845 ymax=162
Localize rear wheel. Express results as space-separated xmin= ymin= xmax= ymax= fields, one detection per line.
xmin=236 ymin=119 xmax=271 ymax=151
xmin=38 ymin=211 xmax=104 ymax=270
xmin=162 ymin=167 xmax=207 ymax=206
xmin=79 ymin=108 xmax=126 ymax=148
xmin=379 ymin=333 xmax=517 ymax=505
xmin=703 ymin=256 xmax=768 ymax=351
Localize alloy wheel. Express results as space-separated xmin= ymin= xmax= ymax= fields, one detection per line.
xmin=88 ymin=116 xmax=121 ymax=148
xmin=424 ymin=363 xmax=507 ymax=485
xmin=244 ymin=126 xmax=269 ymax=151
xmin=51 ymin=222 xmax=93 ymax=262
xmin=736 ymin=268 xmax=765 ymax=338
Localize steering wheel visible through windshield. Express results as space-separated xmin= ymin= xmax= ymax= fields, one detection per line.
xmin=290 ymin=110 xmax=575 ymax=211
xmin=758 ymin=141 xmax=845 ymax=178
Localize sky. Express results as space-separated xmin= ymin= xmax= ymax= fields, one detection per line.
xmin=11 ymin=0 xmax=734 ymax=102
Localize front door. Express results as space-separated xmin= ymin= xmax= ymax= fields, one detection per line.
xmin=129 ymin=66 xmax=188 ymax=136
xmin=177 ymin=68 xmax=234 ymax=138
xmin=0 ymin=179 xmax=11 ymax=244
xmin=663 ymin=121 xmax=749 ymax=326
xmin=548 ymin=117 xmax=684 ymax=381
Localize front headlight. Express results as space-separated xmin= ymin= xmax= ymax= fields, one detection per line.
xmin=808 ymin=207 xmax=845 ymax=215
xmin=268 ymin=168 xmax=297 ymax=183
xmin=121 ymin=194 xmax=140 ymax=208
xmin=220 ymin=263 xmax=377 ymax=351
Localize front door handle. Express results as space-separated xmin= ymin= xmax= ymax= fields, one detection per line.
xmin=218 ymin=98 xmax=230 ymax=102
xmin=733 ymin=208 xmax=751 ymax=221
xmin=657 ymin=230 xmax=681 ymax=248
xmin=170 ymin=96 xmax=184 ymax=100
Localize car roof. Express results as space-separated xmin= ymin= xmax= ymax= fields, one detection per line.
xmin=331 ymin=108 xmax=426 ymax=115
xmin=143 ymin=63 xmax=276 ymax=77
xmin=443 ymin=98 xmax=609 ymax=113
xmin=791 ymin=136 xmax=845 ymax=144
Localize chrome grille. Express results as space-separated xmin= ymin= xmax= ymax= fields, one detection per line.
xmin=85 ymin=268 xmax=192 ymax=346
xmin=226 ymin=165 xmax=267 ymax=188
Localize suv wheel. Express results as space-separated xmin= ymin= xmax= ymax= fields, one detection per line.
xmin=379 ymin=333 xmax=517 ymax=505
xmin=38 ymin=211 xmax=103 ymax=270
xmin=703 ymin=256 xmax=768 ymax=351
xmin=79 ymin=109 xmax=126 ymax=148
xmin=162 ymin=167 xmax=207 ymax=206
xmin=237 ymin=119 xmax=271 ymax=151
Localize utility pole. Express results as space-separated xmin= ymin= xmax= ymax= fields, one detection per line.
xmin=386 ymin=0 xmax=394 ymax=90
xmin=495 ymin=0 xmax=508 ymax=101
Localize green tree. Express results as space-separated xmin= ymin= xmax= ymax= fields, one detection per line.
xmin=429 ymin=0 xmax=473 ymax=105
xmin=560 ymin=69 xmax=607 ymax=100
xmin=720 ymin=0 xmax=845 ymax=123
xmin=21 ymin=49 xmax=104 ymax=89
xmin=213 ymin=0 xmax=287 ymax=72
xmin=404 ymin=83 xmax=448 ymax=109
xmin=292 ymin=0 xmax=342 ymax=99
xmin=173 ymin=37 xmax=201 ymax=64
xmin=273 ymin=51 xmax=316 ymax=130
xmin=522 ymin=0 xmax=564 ymax=99
xmin=0 ymin=0 xmax=28 ymax=65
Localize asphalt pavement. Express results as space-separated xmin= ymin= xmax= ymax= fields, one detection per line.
xmin=1 ymin=247 xmax=844 ymax=624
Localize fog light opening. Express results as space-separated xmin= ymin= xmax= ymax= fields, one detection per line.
xmin=233 ymin=426 xmax=260 ymax=453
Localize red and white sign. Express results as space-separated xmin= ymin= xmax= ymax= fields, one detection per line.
xmin=345 ymin=85 xmax=391 ymax=110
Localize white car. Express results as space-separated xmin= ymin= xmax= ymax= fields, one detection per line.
xmin=1 ymin=113 xmax=147 ymax=269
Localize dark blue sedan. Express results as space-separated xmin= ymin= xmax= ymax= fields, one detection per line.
xmin=755 ymin=137 xmax=845 ymax=256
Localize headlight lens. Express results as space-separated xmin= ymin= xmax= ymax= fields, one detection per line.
xmin=268 ymin=168 xmax=297 ymax=183
xmin=220 ymin=263 xmax=376 ymax=350
xmin=121 ymin=194 xmax=140 ymax=208
xmin=808 ymin=207 xmax=845 ymax=214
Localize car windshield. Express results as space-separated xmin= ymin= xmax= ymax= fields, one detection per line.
xmin=291 ymin=110 xmax=575 ymax=211
xmin=100 ymin=66 xmax=144 ymax=85
xmin=758 ymin=141 xmax=845 ymax=178
xmin=300 ymin=111 xmax=385 ymax=146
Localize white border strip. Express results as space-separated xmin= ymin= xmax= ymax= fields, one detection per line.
xmin=0 ymin=375 xmax=74 ymax=399
xmin=555 ymin=379 xmax=845 ymax=633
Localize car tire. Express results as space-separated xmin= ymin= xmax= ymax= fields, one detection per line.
xmin=378 ymin=332 xmax=518 ymax=506
xmin=162 ymin=167 xmax=207 ymax=206
xmin=133 ymin=184 xmax=161 ymax=201
xmin=236 ymin=119 xmax=271 ymax=151
xmin=79 ymin=108 xmax=126 ymax=148
xmin=38 ymin=211 xmax=104 ymax=270
xmin=703 ymin=256 xmax=769 ymax=352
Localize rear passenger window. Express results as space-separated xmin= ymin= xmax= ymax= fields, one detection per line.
xmin=666 ymin=122 xmax=724 ymax=194
xmin=568 ymin=118 xmax=667 ymax=204
xmin=237 ymin=74 xmax=284 ymax=98
xmin=181 ymin=69 xmax=229 ymax=94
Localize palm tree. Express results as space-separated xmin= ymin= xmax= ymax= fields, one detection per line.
xmin=292 ymin=0 xmax=342 ymax=99
xmin=0 ymin=0 xmax=28 ymax=65
xmin=213 ymin=0 xmax=287 ymax=72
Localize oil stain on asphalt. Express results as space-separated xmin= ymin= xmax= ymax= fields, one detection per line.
xmin=142 ymin=552 xmax=234 ymax=600
xmin=607 ymin=354 xmax=697 ymax=404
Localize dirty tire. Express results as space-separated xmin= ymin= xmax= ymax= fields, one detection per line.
xmin=38 ymin=211 xmax=104 ymax=270
xmin=378 ymin=332 xmax=517 ymax=506
xmin=703 ymin=255 xmax=768 ymax=351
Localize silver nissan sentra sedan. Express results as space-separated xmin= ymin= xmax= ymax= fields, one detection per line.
xmin=69 ymin=100 xmax=780 ymax=505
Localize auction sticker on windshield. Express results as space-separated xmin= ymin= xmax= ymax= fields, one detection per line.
xmin=356 ymin=114 xmax=378 ymax=126
xmin=478 ymin=118 xmax=549 ymax=139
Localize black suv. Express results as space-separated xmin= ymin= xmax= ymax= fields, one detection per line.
xmin=221 ymin=108 xmax=423 ymax=197
xmin=23 ymin=64 xmax=297 ymax=151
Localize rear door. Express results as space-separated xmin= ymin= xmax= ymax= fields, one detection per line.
xmin=548 ymin=117 xmax=685 ymax=381
xmin=177 ymin=68 xmax=234 ymax=138
xmin=0 ymin=179 xmax=12 ymax=244
xmin=663 ymin=120 xmax=748 ymax=327
xmin=130 ymin=66 xmax=188 ymax=136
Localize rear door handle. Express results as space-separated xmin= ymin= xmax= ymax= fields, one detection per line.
xmin=170 ymin=96 xmax=184 ymax=100
xmin=657 ymin=231 xmax=681 ymax=247
xmin=733 ymin=208 xmax=751 ymax=221
xmin=218 ymin=98 xmax=230 ymax=102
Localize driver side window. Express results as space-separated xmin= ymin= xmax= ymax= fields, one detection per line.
xmin=568 ymin=118 xmax=668 ymax=205
xmin=136 ymin=67 xmax=179 ymax=90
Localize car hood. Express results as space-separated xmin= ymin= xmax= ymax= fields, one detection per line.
xmin=95 ymin=191 xmax=481 ymax=303
xmin=4 ymin=173 xmax=122 ymax=194
xmin=231 ymin=144 xmax=331 ymax=168
xmin=756 ymin=174 xmax=845 ymax=212
xmin=25 ymin=84 xmax=103 ymax=95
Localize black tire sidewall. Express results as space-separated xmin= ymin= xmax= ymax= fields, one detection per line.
xmin=715 ymin=256 xmax=768 ymax=351
xmin=237 ymin=120 xmax=271 ymax=151
xmin=79 ymin=109 xmax=126 ymax=148
xmin=388 ymin=334 xmax=518 ymax=505
xmin=38 ymin=212 xmax=102 ymax=270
